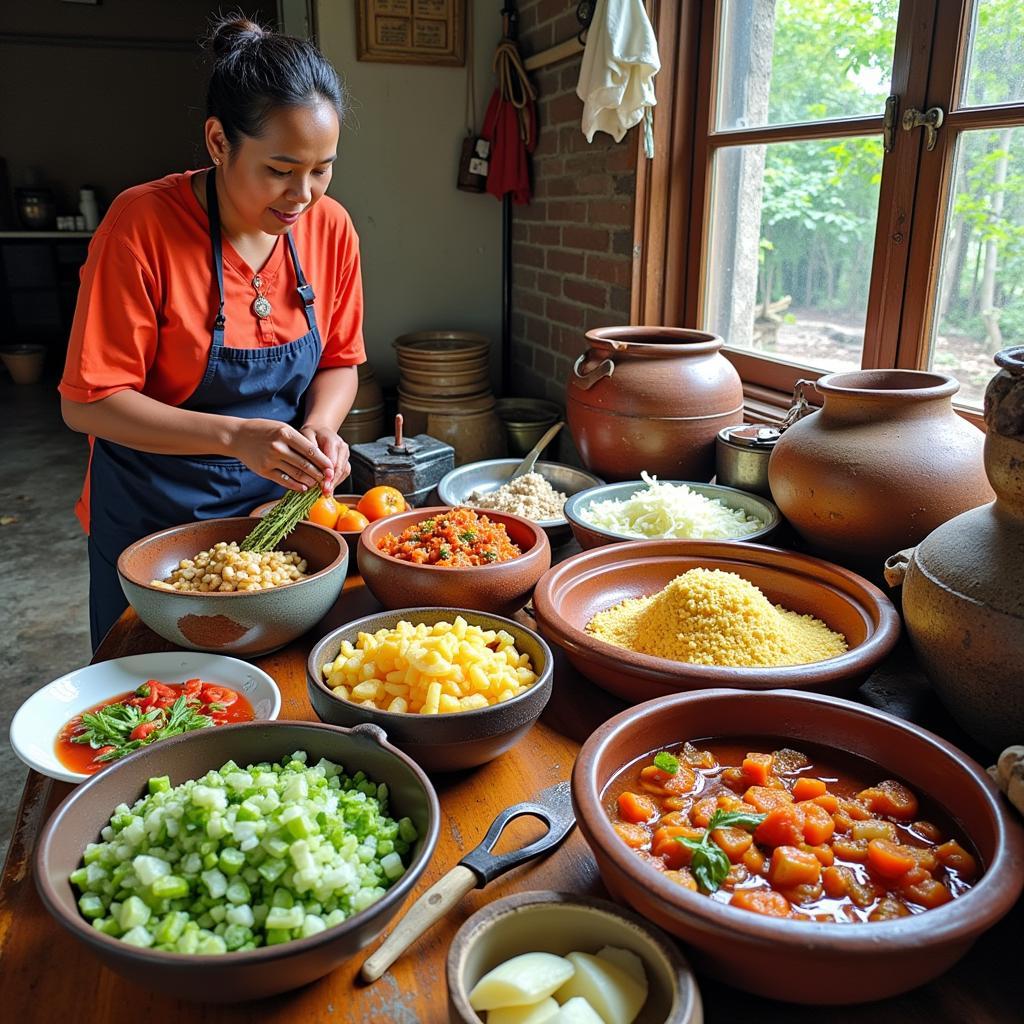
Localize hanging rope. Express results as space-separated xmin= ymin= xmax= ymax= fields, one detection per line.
xmin=492 ymin=38 xmax=536 ymax=144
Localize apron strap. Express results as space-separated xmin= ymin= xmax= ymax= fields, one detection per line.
xmin=206 ymin=170 xmax=227 ymax=349
xmin=286 ymin=231 xmax=319 ymax=334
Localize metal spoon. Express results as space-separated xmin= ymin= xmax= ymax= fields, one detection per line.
xmin=360 ymin=781 xmax=576 ymax=983
xmin=508 ymin=421 xmax=564 ymax=482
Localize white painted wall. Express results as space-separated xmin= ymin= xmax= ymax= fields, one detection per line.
xmin=317 ymin=0 xmax=503 ymax=387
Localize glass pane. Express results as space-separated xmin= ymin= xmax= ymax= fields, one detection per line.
xmin=705 ymin=137 xmax=884 ymax=372
xmin=962 ymin=0 xmax=1024 ymax=109
xmin=716 ymin=0 xmax=897 ymax=131
xmin=930 ymin=126 xmax=1024 ymax=408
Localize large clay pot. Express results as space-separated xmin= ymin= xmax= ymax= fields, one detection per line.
xmin=885 ymin=349 xmax=1024 ymax=752
xmin=566 ymin=327 xmax=743 ymax=482
xmin=768 ymin=369 xmax=993 ymax=575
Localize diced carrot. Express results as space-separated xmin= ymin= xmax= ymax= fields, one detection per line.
xmin=720 ymin=766 xmax=748 ymax=792
xmin=802 ymin=842 xmax=834 ymax=867
xmin=613 ymin=822 xmax=651 ymax=849
xmin=617 ymin=791 xmax=658 ymax=824
xmin=857 ymin=779 xmax=919 ymax=821
xmin=730 ymin=887 xmax=791 ymax=918
xmin=724 ymin=862 xmax=750 ymax=889
xmin=798 ymin=801 xmax=835 ymax=846
xmin=911 ymin=820 xmax=943 ymax=844
xmin=639 ymin=764 xmax=697 ymax=797
xmin=712 ymin=826 xmax=754 ymax=863
xmin=822 ymin=865 xmax=852 ymax=898
xmin=690 ymin=796 xmax=719 ymax=828
xmin=651 ymin=825 xmax=703 ymax=869
xmin=935 ymin=840 xmax=979 ymax=881
xmin=902 ymin=874 xmax=952 ymax=909
xmin=813 ymin=792 xmax=839 ymax=813
xmin=662 ymin=796 xmax=689 ymax=812
xmin=851 ymin=819 xmax=897 ymax=843
xmin=744 ymin=786 xmax=795 ymax=814
xmin=866 ymin=838 xmax=918 ymax=879
xmin=869 ymin=897 xmax=911 ymax=921
xmin=715 ymin=794 xmax=746 ymax=813
xmin=906 ymin=845 xmax=939 ymax=873
xmin=656 ymin=810 xmax=690 ymax=829
xmin=780 ymin=880 xmax=824 ymax=906
xmin=792 ymin=777 xmax=827 ymax=801
xmin=832 ymin=811 xmax=855 ymax=835
xmin=754 ymin=805 xmax=805 ymax=848
xmin=663 ymin=868 xmax=698 ymax=891
xmin=742 ymin=845 xmax=767 ymax=874
xmin=831 ymin=836 xmax=869 ymax=862
xmin=769 ymin=845 xmax=822 ymax=888
xmin=742 ymin=752 xmax=775 ymax=787
xmin=837 ymin=796 xmax=872 ymax=821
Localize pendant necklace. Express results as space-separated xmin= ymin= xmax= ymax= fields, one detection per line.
xmin=251 ymin=274 xmax=272 ymax=319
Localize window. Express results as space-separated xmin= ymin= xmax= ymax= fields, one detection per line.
xmin=635 ymin=0 xmax=1024 ymax=416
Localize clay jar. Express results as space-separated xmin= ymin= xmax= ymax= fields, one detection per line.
xmin=566 ymin=327 xmax=743 ymax=482
xmin=768 ymin=369 xmax=993 ymax=576
xmin=886 ymin=348 xmax=1024 ymax=752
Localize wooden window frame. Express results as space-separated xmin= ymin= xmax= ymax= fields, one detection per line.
xmin=633 ymin=0 xmax=1024 ymax=425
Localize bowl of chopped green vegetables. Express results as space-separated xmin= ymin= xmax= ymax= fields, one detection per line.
xmin=35 ymin=719 xmax=440 ymax=1002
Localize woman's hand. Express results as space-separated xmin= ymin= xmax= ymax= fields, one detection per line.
xmin=232 ymin=418 xmax=334 ymax=493
xmin=300 ymin=422 xmax=351 ymax=494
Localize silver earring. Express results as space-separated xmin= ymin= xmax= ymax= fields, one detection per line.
xmin=213 ymin=158 xmax=221 ymax=166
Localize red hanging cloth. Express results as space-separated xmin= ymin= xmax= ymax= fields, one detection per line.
xmin=481 ymin=39 xmax=537 ymax=205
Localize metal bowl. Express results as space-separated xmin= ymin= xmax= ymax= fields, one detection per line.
xmin=437 ymin=459 xmax=605 ymax=546
xmin=563 ymin=479 xmax=780 ymax=549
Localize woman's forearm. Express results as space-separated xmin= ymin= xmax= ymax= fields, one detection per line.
xmin=61 ymin=390 xmax=241 ymax=456
xmin=301 ymin=365 xmax=359 ymax=434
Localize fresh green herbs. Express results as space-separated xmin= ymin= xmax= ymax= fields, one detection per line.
xmin=72 ymin=694 xmax=216 ymax=764
xmin=241 ymin=488 xmax=321 ymax=552
xmin=676 ymin=809 xmax=766 ymax=893
xmin=653 ymin=751 xmax=680 ymax=775
xmin=459 ymin=530 xmax=477 ymax=543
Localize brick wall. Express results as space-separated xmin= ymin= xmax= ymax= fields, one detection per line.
xmin=509 ymin=0 xmax=639 ymax=406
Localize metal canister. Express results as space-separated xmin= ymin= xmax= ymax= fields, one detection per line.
xmin=715 ymin=424 xmax=780 ymax=497
xmin=349 ymin=415 xmax=455 ymax=508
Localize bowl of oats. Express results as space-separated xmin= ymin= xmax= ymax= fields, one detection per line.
xmin=437 ymin=459 xmax=604 ymax=546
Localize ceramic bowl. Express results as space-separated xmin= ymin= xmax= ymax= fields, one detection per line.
xmin=563 ymin=479 xmax=780 ymax=549
xmin=571 ymin=688 xmax=1024 ymax=1004
xmin=437 ymin=460 xmax=605 ymax=547
xmin=35 ymin=719 xmax=440 ymax=1002
xmin=252 ymin=493 xmax=364 ymax=574
xmin=357 ymin=507 xmax=551 ymax=617
xmin=532 ymin=539 xmax=900 ymax=702
xmin=307 ymin=608 xmax=554 ymax=772
xmin=118 ymin=517 xmax=348 ymax=657
xmin=447 ymin=890 xmax=703 ymax=1024
xmin=9 ymin=652 xmax=281 ymax=784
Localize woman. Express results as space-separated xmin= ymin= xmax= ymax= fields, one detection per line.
xmin=60 ymin=18 xmax=364 ymax=650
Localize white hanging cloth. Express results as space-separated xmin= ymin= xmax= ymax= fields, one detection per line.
xmin=576 ymin=0 xmax=660 ymax=149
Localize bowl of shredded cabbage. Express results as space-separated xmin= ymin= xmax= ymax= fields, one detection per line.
xmin=563 ymin=473 xmax=780 ymax=549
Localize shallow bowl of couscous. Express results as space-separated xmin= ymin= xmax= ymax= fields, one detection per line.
xmin=118 ymin=518 xmax=348 ymax=657
xmin=306 ymin=608 xmax=554 ymax=772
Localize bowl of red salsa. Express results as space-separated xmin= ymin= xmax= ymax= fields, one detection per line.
xmin=11 ymin=652 xmax=281 ymax=784
xmin=571 ymin=688 xmax=1024 ymax=1005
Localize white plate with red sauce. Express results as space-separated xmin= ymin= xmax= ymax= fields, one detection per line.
xmin=10 ymin=652 xmax=281 ymax=784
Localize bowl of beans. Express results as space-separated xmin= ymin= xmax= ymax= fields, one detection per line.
xmin=437 ymin=460 xmax=605 ymax=546
xmin=307 ymin=608 xmax=554 ymax=772
xmin=356 ymin=506 xmax=551 ymax=617
xmin=118 ymin=517 xmax=348 ymax=656
xmin=572 ymin=687 xmax=1024 ymax=1004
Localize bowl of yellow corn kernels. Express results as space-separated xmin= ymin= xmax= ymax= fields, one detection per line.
xmin=306 ymin=608 xmax=553 ymax=772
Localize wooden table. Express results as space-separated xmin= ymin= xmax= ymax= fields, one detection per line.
xmin=2 ymin=575 xmax=1021 ymax=1023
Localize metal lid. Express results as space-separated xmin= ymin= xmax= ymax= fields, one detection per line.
xmin=718 ymin=423 xmax=781 ymax=449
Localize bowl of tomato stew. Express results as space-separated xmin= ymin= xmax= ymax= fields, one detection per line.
xmin=357 ymin=507 xmax=551 ymax=616
xmin=571 ymin=688 xmax=1024 ymax=1004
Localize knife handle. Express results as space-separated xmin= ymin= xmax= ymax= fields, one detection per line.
xmin=360 ymin=863 xmax=477 ymax=983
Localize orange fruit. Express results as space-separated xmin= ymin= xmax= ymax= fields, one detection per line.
xmin=356 ymin=485 xmax=407 ymax=522
xmin=308 ymin=495 xmax=340 ymax=527
xmin=335 ymin=508 xmax=370 ymax=532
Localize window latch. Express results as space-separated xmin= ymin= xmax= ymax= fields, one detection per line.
xmin=883 ymin=95 xmax=899 ymax=153
xmin=901 ymin=105 xmax=945 ymax=151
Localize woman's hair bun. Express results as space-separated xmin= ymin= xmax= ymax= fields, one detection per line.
xmin=209 ymin=16 xmax=265 ymax=61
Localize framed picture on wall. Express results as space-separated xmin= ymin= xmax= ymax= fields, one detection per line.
xmin=356 ymin=0 xmax=466 ymax=66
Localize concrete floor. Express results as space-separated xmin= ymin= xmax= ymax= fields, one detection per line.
xmin=0 ymin=379 xmax=91 ymax=863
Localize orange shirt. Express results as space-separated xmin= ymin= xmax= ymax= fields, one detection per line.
xmin=60 ymin=171 xmax=365 ymax=531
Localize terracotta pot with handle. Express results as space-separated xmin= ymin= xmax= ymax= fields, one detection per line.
xmin=885 ymin=348 xmax=1024 ymax=752
xmin=566 ymin=327 xmax=743 ymax=482
xmin=768 ymin=369 xmax=993 ymax=576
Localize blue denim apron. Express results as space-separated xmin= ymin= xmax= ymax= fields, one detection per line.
xmin=87 ymin=171 xmax=322 ymax=649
